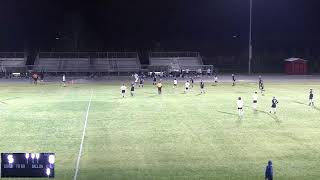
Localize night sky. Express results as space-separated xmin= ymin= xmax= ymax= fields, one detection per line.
xmin=0 ymin=0 xmax=320 ymax=55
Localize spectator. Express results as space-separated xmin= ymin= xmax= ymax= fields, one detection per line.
xmin=265 ymin=160 xmax=273 ymax=180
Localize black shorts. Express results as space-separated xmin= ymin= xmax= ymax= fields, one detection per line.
xmin=271 ymin=105 xmax=276 ymax=108
xmin=253 ymin=100 xmax=257 ymax=103
xmin=185 ymin=87 xmax=189 ymax=90
xmin=238 ymin=107 xmax=243 ymax=110
xmin=121 ymin=90 xmax=125 ymax=93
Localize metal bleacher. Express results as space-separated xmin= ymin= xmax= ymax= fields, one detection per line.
xmin=148 ymin=52 xmax=213 ymax=73
xmin=0 ymin=52 xmax=27 ymax=73
xmin=34 ymin=52 xmax=141 ymax=73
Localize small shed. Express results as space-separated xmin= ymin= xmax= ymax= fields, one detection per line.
xmin=284 ymin=58 xmax=308 ymax=75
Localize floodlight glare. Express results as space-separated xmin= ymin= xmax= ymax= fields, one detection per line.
xmin=25 ymin=153 xmax=30 ymax=159
xmin=48 ymin=155 xmax=55 ymax=164
xmin=7 ymin=154 xmax=14 ymax=164
xmin=46 ymin=168 xmax=51 ymax=176
xmin=31 ymin=153 xmax=35 ymax=159
xmin=35 ymin=153 xmax=40 ymax=160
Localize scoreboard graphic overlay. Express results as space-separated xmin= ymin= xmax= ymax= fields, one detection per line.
xmin=1 ymin=153 xmax=55 ymax=178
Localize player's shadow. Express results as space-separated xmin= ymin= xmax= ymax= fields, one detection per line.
xmin=291 ymin=100 xmax=320 ymax=112
xmin=0 ymin=97 xmax=20 ymax=104
xmin=313 ymin=106 xmax=320 ymax=111
xmin=216 ymin=110 xmax=242 ymax=126
xmin=236 ymin=117 xmax=243 ymax=127
xmin=148 ymin=94 xmax=161 ymax=98
xmin=216 ymin=110 xmax=238 ymax=116
xmin=257 ymin=109 xmax=281 ymax=124
xmin=291 ymin=100 xmax=308 ymax=106
xmin=244 ymin=105 xmax=281 ymax=123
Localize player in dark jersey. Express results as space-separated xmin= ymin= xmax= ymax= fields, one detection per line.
xmin=130 ymin=82 xmax=135 ymax=96
xmin=270 ymin=97 xmax=279 ymax=114
xmin=32 ymin=73 xmax=38 ymax=85
xmin=139 ymin=77 xmax=144 ymax=87
xmin=309 ymin=89 xmax=314 ymax=106
xmin=259 ymin=79 xmax=265 ymax=95
xmin=200 ymin=80 xmax=205 ymax=94
xmin=232 ymin=74 xmax=236 ymax=86
xmin=153 ymin=76 xmax=157 ymax=85
xmin=190 ymin=77 xmax=194 ymax=88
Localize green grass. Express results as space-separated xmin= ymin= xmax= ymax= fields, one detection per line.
xmin=1 ymin=81 xmax=320 ymax=180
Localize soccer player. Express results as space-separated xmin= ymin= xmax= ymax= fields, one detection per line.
xmin=259 ymin=76 xmax=265 ymax=95
xmin=139 ymin=77 xmax=144 ymax=87
xmin=252 ymin=92 xmax=258 ymax=110
xmin=206 ymin=68 xmax=211 ymax=76
xmin=260 ymin=80 xmax=265 ymax=95
xmin=120 ymin=84 xmax=127 ymax=98
xmin=157 ymin=81 xmax=162 ymax=95
xmin=62 ymin=74 xmax=66 ymax=87
xmin=130 ymin=82 xmax=135 ymax=96
xmin=185 ymin=68 xmax=190 ymax=77
xmin=190 ymin=77 xmax=194 ymax=88
xmin=265 ymin=160 xmax=273 ymax=180
xmin=270 ymin=97 xmax=279 ymax=114
xmin=173 ymin=78 xmax=178 ymax=88
xmin=232 ymin=74 xmax=236 ymax=86
xmin=200 ymin=80 xmax=205 ymax=94
xmin=134 ymin=73 xmax=139 ymax=84
xmin=153 ymin=76 xmax=157 ymax=85
xmin=32 ymin=73 xmax=38 ymax=85
xmin=184 ymin=81 xmax=190 ymax=93
xmin=237 ymin=97 xmax=244 ymax=117
xmin=309 ymin=89 xmax=314 ymax=106
xmin=214 ymin=75 xmax=218 ymax=85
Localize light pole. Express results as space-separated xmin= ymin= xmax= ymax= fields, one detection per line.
xmin=248 ymin=0 xmax=253 ymax=74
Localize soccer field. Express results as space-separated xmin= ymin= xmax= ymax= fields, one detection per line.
xmin=1 ymin=79 xmax=320 ymax=180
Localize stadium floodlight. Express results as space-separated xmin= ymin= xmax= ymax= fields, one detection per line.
xmin=7 ymin=154 xmax=14 ymax=164
xmin=46 ymin=168 xmax=51 ymax=177
xmin=48 ymin=155 xmax=55 ymax=164
xmin=31 ymin=153 xmax=35 ymax=163
xmin=35 ymin=153 xmax=40 ymax=164
xmin=25 ymin=153 xmax=30 ymax=164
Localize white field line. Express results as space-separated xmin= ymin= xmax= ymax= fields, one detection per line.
xmin=73 ymin=90 xmax=93 ymax=180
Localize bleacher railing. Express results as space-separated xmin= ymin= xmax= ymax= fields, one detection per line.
xmin=0 ymin=52 xmax=25 ymax=58
xmin=149 ymin=52 xmax=200 ymax=57
xmin=38 ymin=52 xmax=138 ymax=58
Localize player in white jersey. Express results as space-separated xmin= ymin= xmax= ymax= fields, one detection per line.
xmin=134 ymin=73 xmax=139 ymax=84
xmin=252 ymin=92 xmax=258 ymax=110
xmin=62 ymin=74 xmax=66 ymax=87
xmin=184 ymin=81 xmax=190 ymax=93
xmin=120 ymin=84 xmax=127 ymax=98
xmin=237 ymin=97 xmax=244 ymax=118
xmin=173 ymin=78 xmax=178 ymax=88
xmin=214 ymin=75 xmax=218 ymax=85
